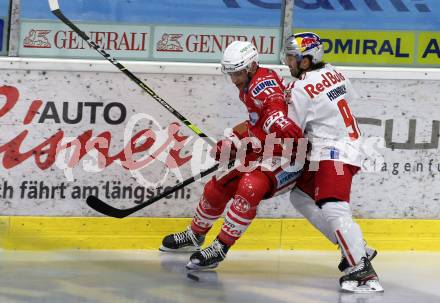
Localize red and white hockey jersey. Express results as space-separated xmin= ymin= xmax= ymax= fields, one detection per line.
xmin=287 ymin=64 xmax=362 ymax=167
xmin=237 ymin=67 xmax=302 ymax=155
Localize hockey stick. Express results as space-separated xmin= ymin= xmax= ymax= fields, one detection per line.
xmin=48 ymin=0 xmax=223 ymax=217
xmin=48 ymin=0 xmax=215 ymax=145
xmin=86 ymin=164 xmax=219 ymax=218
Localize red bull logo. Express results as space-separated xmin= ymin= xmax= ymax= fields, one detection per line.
xmin=297 ymin=36 xmax=319 ymax=51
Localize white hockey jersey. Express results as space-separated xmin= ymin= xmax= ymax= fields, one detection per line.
xmin=287 ymin=64 xmax=362 ymax=167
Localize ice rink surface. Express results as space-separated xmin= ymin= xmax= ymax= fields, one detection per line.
xmin=0 ymin=250 xmax=438 ymax=303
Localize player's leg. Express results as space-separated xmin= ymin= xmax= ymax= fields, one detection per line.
xmin=292 ymin=171 xmax=377 ymax=272
xmin=316 ymin=160 xmax=383 ymax=292
xmin=321 ymin=201 xmax=382 ymax=292
xmin=160 ymin=170 xmax=240 ymax=252
xmin=186 ymin=170 xmax=272 ymax=270
xmin=290 ymin=187 xmax=337 ymax=244
xmin=338 ymin=241 xmax=377 ymax=272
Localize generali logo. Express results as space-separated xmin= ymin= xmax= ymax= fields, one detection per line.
xmin=23 ymin=29 xmax=51 ymax=48
xmin=156 ymin=33 xmax=183 ymax=52
xmin=156 ymin=32 xmax=276 ymax=54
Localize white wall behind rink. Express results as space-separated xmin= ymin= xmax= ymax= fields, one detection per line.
xmin=0 ymin=58 xmax=439 ymax=219
xmin=1 ymin=57 xmax=440 ymax=80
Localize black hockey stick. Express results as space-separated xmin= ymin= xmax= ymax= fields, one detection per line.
xmin=48 ymin=0 xmax=215 ymax=145
xmin=86 ymin=164 xmax=219 ymax=218
xmin=48 ymin=0 xmax=223 ymax=217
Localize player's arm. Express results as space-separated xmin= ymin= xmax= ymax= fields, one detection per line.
xmin=211 ymin=121 xmax=249 ymax=161
xmin=260 ymin=92 xmax=303 ymax=142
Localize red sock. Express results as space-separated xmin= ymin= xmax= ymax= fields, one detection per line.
xmin=191 ymin=177 xmax=237 ymax=235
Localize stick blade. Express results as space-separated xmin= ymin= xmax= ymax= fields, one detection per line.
xmin=48 ymin=0 xmax=60 ymax=11
xmin=86 ymin=196 xmax=127 ymax=218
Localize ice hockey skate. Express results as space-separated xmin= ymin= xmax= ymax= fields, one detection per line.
xmin=186 ymin=238 xmax=230 ymax=270
xmin=339 ymin=245 xmax=377 ymax=272
xmin=159 ymin=227 xmax=205 ymax=253
xmin=340 ymin=257 xmax=384 ymax=293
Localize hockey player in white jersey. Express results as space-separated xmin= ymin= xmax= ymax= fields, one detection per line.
xmin=283 ymin=32 xmax=383 ymax=293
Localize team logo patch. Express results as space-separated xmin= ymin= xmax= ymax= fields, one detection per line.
xmin=233 ymin=195 xmax=251 ymax=213
xmin=251 ymin=79 xmax=278 ymax=96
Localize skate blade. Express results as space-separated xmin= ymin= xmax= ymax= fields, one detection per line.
xmin=185 ymin=261 xmax=219 ymax=271
xmin=341 ymin=280 xmax=384 ymax=293
xmin=159 ymin=245 xmax=201 ymax=253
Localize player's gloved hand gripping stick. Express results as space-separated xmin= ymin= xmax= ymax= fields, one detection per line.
xmin=48 ymin=0 xmax=226 ymax=218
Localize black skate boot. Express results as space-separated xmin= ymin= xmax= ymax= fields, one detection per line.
xmin=159 ymin=227 xmax=205 ymax=253
xmin=338 ymin=245 xmax=377 ymax=272
xmin=186 ymin=238 xmax=230 ymax=270
xmin=340 ymin=257 xmax=384 ymax=293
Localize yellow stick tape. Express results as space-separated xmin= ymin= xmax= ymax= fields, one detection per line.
xmin=1 ymin=217 xmax=439 ymax=251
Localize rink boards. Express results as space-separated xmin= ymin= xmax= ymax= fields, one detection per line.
xmin=1 ymin=217 xmax=440 ymax=251
xmin=0 ymin=59 xmax=439 ymax=250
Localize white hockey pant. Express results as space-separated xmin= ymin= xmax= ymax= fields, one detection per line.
xmin=321 ymin=201 xmax=366 ymax=266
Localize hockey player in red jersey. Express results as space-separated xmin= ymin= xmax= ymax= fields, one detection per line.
xmin=160 ymin=41 xmax=303 ymax=270
xmin=283 ymin=32 xmax=383 ymax=293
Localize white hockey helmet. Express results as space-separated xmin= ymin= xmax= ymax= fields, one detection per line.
xmin=221 ymin=41 xmax=259 ymax=74
xmin=285 ymin=32 xmax=324 ymax=64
